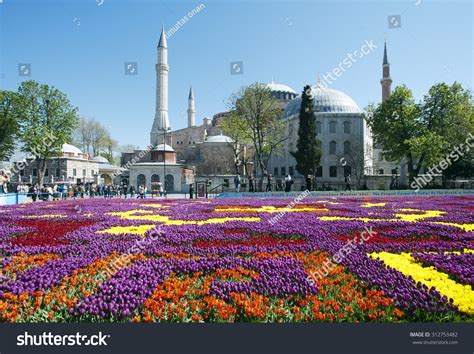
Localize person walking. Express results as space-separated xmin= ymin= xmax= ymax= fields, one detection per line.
xmin=344 ymin=174 xmax=352 ymax=191
xmin=248 ymin=174 xmax=254 ymax=192
xmin=305 ymin=175 xmax=313 ymax=191
xmin=266 ymin=174 xmax=273 ymax=192
xmin=28 ymin=185 xmax=36 ymax=202
xmin=137 ymin=185 xmax=142 ymax=199
xmin=59 ymin=183 xmax=65 ymax=200
xmin=129 ymin=185 xmax=135 ymax=198
xmin=189 ymin=183 xmax=194 ymax=199
xmin=234 ymin=173 xmax=241 ymax=193
xmin=284 ymin=174 xmax=293 ymax=192
xmin=122 ymin=184 xmax=128 ymax=198
xmin=159 ymin=183 xmax=164 ymax=197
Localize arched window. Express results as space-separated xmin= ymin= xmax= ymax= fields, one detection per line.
xmin=137 ymin=174 xmax=146 ymax=189
xmin=165 ymin=174 xmax=174 ymax=192
xmin=316 ymin=121 xmax=322 ymax=134
xmin=344 ymin=141 xmax=351 ymax=154
xmin=151 ymin=174 xmax=160 ymax=183
xmin=329 ymin=121 xmax=336 ymax=133
xmin=329 ymin=141 xmax=337 ymax=155
xmin=344 ymin=121 xmax=351 ymax=134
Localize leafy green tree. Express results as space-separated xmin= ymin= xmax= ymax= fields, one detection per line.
xmin=101 ymin=133 xmax=118 ymax=164
xmin=366 ymin=83 xmax=474 ymax=184
xmin=73 ymin=117 xmax=110 ymax=157
xmin=0 ymin=90 xmax=20 ymax=161
xmin=444 ymin=153 xmax=474 ymax=180
xmin=228 ymin=83 xmax=286 ymax=177
xmin=16 ymin=81 xmax=79 ymax=187
xmin=219 ymin=112 xmax=251 ymax=173
xmin=291 ymin=85 xmax=322 ymax=182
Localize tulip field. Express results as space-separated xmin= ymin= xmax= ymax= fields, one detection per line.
xmin=0 ymin=196 xmax=473 ymax=322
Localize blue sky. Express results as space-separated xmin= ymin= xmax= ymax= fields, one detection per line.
xmin=1 ymin=0 xmax=472 ymax=149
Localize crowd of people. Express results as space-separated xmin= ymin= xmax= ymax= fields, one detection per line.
xmin=232 ymin=173 xmax=359 ymax=193
xmin=233 ymin=173 xmax=295 ymax=193
xmin=0 ymin=181 xmax=172 ymax=202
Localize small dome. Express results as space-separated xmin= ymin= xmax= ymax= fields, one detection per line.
xmin=205 ymin=134 xmax=233 ymax=143
xmin=284 ymin=85 xmax=361 ymax=118
xmin=62 ymin=143 xmax=82 ymax=155
xmin=92 ymin=156 xmax=109 ymax=163
xmin=266 ymin=82 xmax=297 ymax=94
xmin=154 ymin=143 xmax=174 ymax=152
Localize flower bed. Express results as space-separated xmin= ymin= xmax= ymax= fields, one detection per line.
xmin=0 ymin=195 xmax=473 ymax=322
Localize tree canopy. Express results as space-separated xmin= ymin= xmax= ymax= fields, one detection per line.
xmin=227 ymin=83 xmax=286 ymax=176
xmin=366 ymin=82 xmax=474 ymax=183
xmin=16 ymin=81 xmax=79 ymax=186
xmin=291 ymin=85 xmax=322 ymax=178
xmin=0 ymin=90 xmax=20 ymax=161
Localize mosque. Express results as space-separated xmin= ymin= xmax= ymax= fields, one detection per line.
xmin=125 ymin=26 xmax=401 ymax=193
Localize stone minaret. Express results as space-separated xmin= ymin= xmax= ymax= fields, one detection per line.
xmin=380 ymin=41 xmax=392 ymax=101
xmin=187 ymin=86 xmax=196 ymax=127
xmin=150 ymin=25 xmax=170 ymax=145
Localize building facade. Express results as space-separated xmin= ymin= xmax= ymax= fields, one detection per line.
xmin=267 ymin=83 xmax=372 ymax=188
xmin=8 ymin=144 xmax=120 ymax=186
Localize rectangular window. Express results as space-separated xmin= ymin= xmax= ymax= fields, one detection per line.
xmin=73 ymin=168 xmax=77 ymax=177
xmin=391 ymin=169 xmax=398 ymax=175
xmin=83 ymin=169 xmax=86 ymax=177
xmin=281 ymin=167 xmax=286 ymax=176
xmin=329 ymin=166 xmax=337 ymax=178
xmin=33 ymin=169 xmax=37 ymax=177
xmin=55 ymin=168 xmax=61 ymax=177
xmin=274 ymin=167 xmax=278 ymax=176
xmin=329 ymin=141 xmax=337 ymax=155
xmin=289 ymin=166 xmax=294 ymax=175
xmin=44 ymin=169 xmax=49 ymax=177
xmin=344 ymin=121 xmax=351 ymax=134
xmin=378 ymin=169 xmax=384 ymax=175
xmin=20 ymin=169 xmax=24 ymax=177
xmin=316 ymin=121 xmax=322 ymax=134
xmin=316 ymin=166 xmax=323 ymax=177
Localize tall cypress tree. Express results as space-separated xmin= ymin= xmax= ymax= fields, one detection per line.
xmin=291 ymin=85 xmax=322 ymax=185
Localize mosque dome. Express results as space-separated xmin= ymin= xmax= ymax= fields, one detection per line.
xmin=92 ymin=156 xmax=109 ymax=163
xmin=266 ymin=82 xmax=297 ymax=95
xmin=61 ymin=144 xmax=83 ymax=155
xmin=283 ymin=85 xmax=361 ymax=118
xmin=154 ymin=143 xmax=174 ymax=152
xmin=205 ymin=134 xmax=234 ymax=143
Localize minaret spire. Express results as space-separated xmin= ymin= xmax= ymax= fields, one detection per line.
xmin=383 ymin=41 xmax=388 ymax=65
xmin=150 ymin=25 xmax=170 ymax=145
xmin=380 ymin=40 xmax=392 ymax=101
xmin=187 ymin=85 xmax=196 ymax=127
xmin=158 ymin=24 xmax=167 ymax=48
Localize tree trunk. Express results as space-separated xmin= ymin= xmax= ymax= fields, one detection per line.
xmin=37 ymin=158 xmax=47 ymax=188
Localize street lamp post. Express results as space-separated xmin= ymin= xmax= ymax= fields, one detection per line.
xmin=163 ymin=128 xmax=169 ymax=196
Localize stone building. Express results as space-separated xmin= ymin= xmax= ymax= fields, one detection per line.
xmin=128 ymin=143 xmax=194 ymax=193
xmin=9 ymin=144 xmax=120 ymax=186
